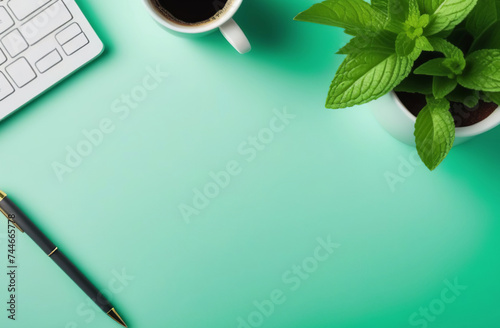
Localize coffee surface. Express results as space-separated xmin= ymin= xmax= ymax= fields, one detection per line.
xmin=153 ymin=0 xmax=229 ymax=24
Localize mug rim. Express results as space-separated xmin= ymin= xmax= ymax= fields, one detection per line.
xmin=141 ymin=0 xmax=242 ymax=34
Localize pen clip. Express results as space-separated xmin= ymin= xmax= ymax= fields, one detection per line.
xmin=0 ymin=191 xmax=24 ymax=233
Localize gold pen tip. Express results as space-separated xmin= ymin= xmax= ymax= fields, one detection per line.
xmin=0 ymin=190 xmax=6 ymax=201
xmin=107 ymin=308 xmax=128 ymax=327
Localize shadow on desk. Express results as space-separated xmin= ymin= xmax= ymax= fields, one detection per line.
xmin=444 ymin=127 xmax=500 ymax=206
xmin=195 ymin=0 xmax=348 ymax=77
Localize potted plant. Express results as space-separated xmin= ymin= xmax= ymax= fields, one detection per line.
xmin=295 ymin=0 xmax=500 ymax=170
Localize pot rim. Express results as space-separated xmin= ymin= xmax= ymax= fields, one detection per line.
xmin=391 ymin=91 xmax=500 ymax=138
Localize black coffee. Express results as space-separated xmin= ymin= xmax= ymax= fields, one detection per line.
xmin=153 ymin=0 xmax=229 ymax=24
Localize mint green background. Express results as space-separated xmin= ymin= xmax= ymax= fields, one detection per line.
xmin=1 ymin=0 xmax=500 ymax=327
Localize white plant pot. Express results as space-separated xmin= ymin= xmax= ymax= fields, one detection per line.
xmin=371 ymin=92 xmax=500 ymax=146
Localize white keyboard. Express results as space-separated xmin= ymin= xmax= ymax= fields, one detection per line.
xmin=0 ymin=0 xmax=103 ymax=120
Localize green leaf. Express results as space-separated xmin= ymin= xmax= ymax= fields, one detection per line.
xmin=388 ymin=0 xmax=409 ymax=23
xmin=427 ymin=38 xmax=466 ymax=74
xmin=408 ymin=0 xmax=422 ymax=22
xmin=466 ymin=0 xmax=497 ymax=37
xmin=432 ymin=28 xmax=454 ymax=38
xmin=469 ymin=21 xmax=500 ymax=51
xmin=371 ymin=0 xmax=392 ymax=30
xmin=416 ymin=36 xmax=434 ymax=51
xmin=463 ymin=96 xmax=479 ymax=108
xmin=294 ymin=0 xmax=384 ymax=34
xmin=414 ymin=58 xmax=454 ymax=76
xmin=371 ymin=0 xmax=389 ymax=15
xmin=458 ymin=50 xmax=500 ymax=92
xmin=446 ymin=86 xmax=480 ymax=107
xmin=414 ymin=97 xmax=455 ymax=170
xmin=326 ymin=51 xmax=414 ymax=108
xmin=428 ymin=38 xmax=465 ymax=61
xmin=387 ymin=0 xmax=410 ymax=32
xmin=467 ymin=1 xmax=500 ymax=51
xmin=418 ymin=0 xmax=478 ymax=35
xmin=337 ymin=31 xmax=396 ymax=55
xmin=484 ymin=92 xmax=500 ymax=106
xmin=408 ymin=40 xmax=426 ymax=61
xmin=394 ymin=74 xmax=433 ymax=94
xmin=396 ymin=33 xmax=417 ymax=56
xmin=433 ymin=76 xmax=457 ymax=98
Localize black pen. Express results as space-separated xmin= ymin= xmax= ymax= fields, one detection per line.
xmin=0 ymin=190 xmax=128 ymax=327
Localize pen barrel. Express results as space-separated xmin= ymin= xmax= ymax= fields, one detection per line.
xmin=50 ymin=250 xmax=113 ymax=313
xmin=0 ymin=196 xmax=113 ymax=313
xmin=0 ymin=196 xmax=56 ymax=254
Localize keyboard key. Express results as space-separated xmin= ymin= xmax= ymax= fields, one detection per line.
xmin=0 ymin=7 xmax=15 ymax=35
xmin=1 ymin=29 xmax=29 ymax=57
xmin=0 ymin=0 xmax=104 ymax=120
xmin=36 ymin=49 xmax=62 ymax=73
xmin=20 ymin=1 xmax=73 ymax=46
xmin=56 ymin=23 xmax=82 ymax=45
xmin=8 ymin=0 xmax=52 ymax=21
xmin=62 ymin=33 xmax=89 ymax=55
xmin=6 ymin=58 xmax=37 ymax=88
xmin=0 ymin=48 xmax=6 ymax=65
xmin=0 ymin=72 xmax=14 ymax=100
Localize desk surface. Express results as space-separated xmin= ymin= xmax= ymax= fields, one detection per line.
xmin=1 ymin=0 xmax=500 ymax=327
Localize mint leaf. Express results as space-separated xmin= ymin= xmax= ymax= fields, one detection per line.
xmin=414 ymin=58 xmax=454 ymax=76
xmin=326 ymin=51 xmax=413 ymax=108
xmin=371 ymin=0 xmax=392 ymax=30
xmin=428 ymin=38 xmax=464 ymax=61
xmin=433 ymin=76 xmax=457 ymax=98
xmin=466 ymin=0 xmax=497 ymax=37
xmin=396 ymin=33 xmax=416 ymax=56
xmin=463 ymin=96 xmax=479 ymax=108
xmin=428 ymin=38 xmax=466 ymax=74
xmin=416 ymin=36 xmax=434 ymax=51
xmin=408 ymin=40 xmax=427 ymax=61
xmin=469 ymin=21 xmax=500 ymax=51
xmin=387 ymin=0 xmax=410 ymax=32
xmin=458 ymin=50 xmax=500 ymax=92
xmin=484 ymin=92 xmax=500 ymax=106
xmin=294 ymin=0 xmax=384 ymax=34
xmin=371 ymin=0 xmax=389 ymax=15
xmin=394 ymin=74 xmax=433 ymax=94
xmin=337 ymin=31 xmax=396 ymax=55
xmin=408 ymin=0 xmax=421 ymax=20
xmin=446 ymin=86 xmax=480 ymax=107
xmin=414 ymin=97 xmax=455 ymax=170
xmin=432 ymin=28 xmax=454 ymax=38
xmin=418 ymin=0 xmax=478 ymax=35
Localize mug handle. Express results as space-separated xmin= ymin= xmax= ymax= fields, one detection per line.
xmin=219 ymin=19 xmax=251 ymax=54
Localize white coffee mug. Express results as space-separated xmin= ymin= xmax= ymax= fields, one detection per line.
xmin=142 ymin=0 xmax=251 ymax=54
